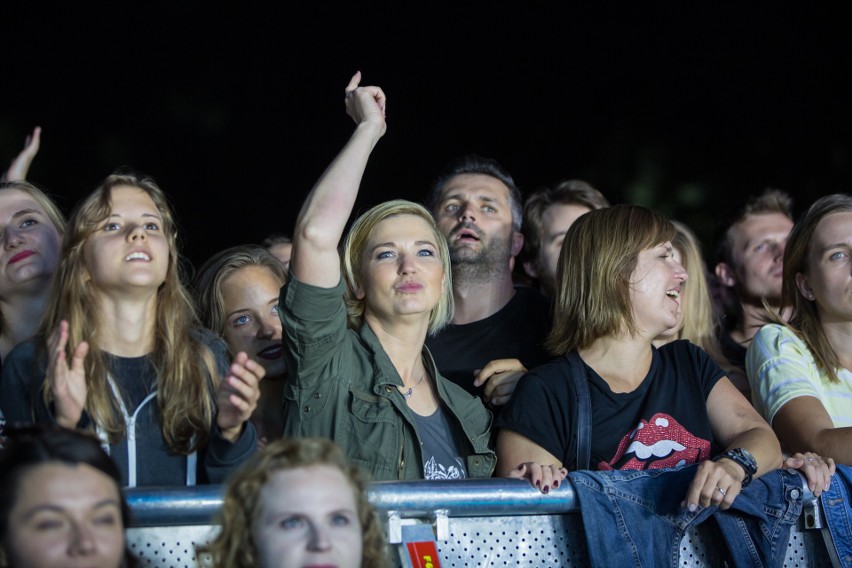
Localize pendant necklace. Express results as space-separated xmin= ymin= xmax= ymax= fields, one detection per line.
xmin=401 ymin=373 xmax=426 ymax=399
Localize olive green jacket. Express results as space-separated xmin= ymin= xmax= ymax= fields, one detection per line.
xmin=280 ymin=277 xmax=495 ymax=481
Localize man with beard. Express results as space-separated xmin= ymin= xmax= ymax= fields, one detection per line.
xmin=713 ymin=188 xmax=794 ymax=372
xmin=425 ymin=155 xmax=552 ymax=407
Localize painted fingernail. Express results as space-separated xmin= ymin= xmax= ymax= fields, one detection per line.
xmin=535 ymin=480 xmax=541 ymax=488
xmin=543 ymin=486 xmax=549 ymax=494
xmin=553 ymin=480 xmax=560 ymax=488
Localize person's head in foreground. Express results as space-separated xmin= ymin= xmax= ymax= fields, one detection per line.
xmin=0 ymin=425 xmax=136 ymax=568
xmin=200 ymin=437 xmax=387 ymax=568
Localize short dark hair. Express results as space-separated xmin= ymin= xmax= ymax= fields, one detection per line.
xmin=523 ymin=179 xmax=610 ymax=260
xmin=261 ymin=233 xmax=292 ymax=248
xmin=714 ymin=188 xmax=793 ymax=267
xmin=0 ymin=425 xmax=137 ymax=566
xmin=427 ymin=154 xmax=523 ymax=232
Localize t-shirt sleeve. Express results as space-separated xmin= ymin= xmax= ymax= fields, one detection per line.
xmin=494 ymin=367 xmax=574 ymax=468
xmin=683 ymin=340 xmax=726 ymax=399
xmin=746 ymin=324 xmax=821 ymax=425
xmin=280 ymin=276 xmax=348 ymax=387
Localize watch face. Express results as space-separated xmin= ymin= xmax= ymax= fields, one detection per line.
xmin=733 ymin=448 xmax=758 ymax=474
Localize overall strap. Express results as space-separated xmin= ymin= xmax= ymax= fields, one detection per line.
xmin=564 ymin=352 xmax=591 ymax=470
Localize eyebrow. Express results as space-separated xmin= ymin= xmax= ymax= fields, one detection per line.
xmin=442 ymin=193 xmax=501 ymax=205
xmin=21 ymin=499 xmax=122 ymax=520
xmin=107 ymin=212 xmax=162 ymax=220
xmin=11 ymin=208 xmax=42 ymax=219
xmin=818 ymin=242 xmax=851 ymax=254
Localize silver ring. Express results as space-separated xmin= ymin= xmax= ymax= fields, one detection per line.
xmin=806 ymin=457 xmax=816 ymax=463
xmin=717 ymin=486 xmax=727 ymax=496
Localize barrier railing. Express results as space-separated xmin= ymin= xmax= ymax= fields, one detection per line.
xmin=125 ymin=478 xmax=834 ymax=567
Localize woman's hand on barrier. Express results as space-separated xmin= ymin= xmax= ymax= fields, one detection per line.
xmin=784 ymin=452 xmax=835 ymax=496
xmin=217 ymin=352 xmax=264 ymax=442
xmin=47 ymin=320 xmax=89 ymax=429
xmin=2 ymin=126 xmax=41 ymax=182
xmin=683 ymin=458 xmax=744 ymax=511
xmin=508 ymin=462 xmax=568 ymax=494
xmin=474 ymin=358 xmax=527 ymax=406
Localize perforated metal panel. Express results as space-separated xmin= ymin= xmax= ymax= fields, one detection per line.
xmin=126 ymin=513 xmax=834 ymax=567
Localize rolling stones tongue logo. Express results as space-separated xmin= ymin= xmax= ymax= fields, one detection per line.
xmin=598 ymin=413 xmax=711 ymax=471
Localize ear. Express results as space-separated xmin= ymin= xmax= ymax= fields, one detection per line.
xmin=511 ymin=231 xmax=524 ymax=258
xmin=714 ymin=262 xmax=736 ymax=288
xmin=523 ymin=259 xmax=540 ymax=279
xmin=795 ymin=272 xmax=815 ymax=301
xmin=353 ymin=280 xmax=366 ymax=300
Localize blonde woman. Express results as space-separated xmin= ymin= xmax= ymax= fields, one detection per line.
xmin=281 ymin=72 xmax=494 ymax=481
xmin=0 ymin=172 xmax=261 ymax=486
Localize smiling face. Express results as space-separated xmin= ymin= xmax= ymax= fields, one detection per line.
xmin=434 ymin=174 xmax=522 ymax=277
xmin=629 ymin=242 xmax=688 ymax=339
xmin=4 ymin=462 xmax=125 ymax=568
xmin=526 ymin=202 xmax=591 ymax=297
xmin=355 ymin=214 xmax=445 ymax=328
xmin=0 ymin=188 xmax=62 ymax=299
xmin=221 ymin=265 xmax=286 ymax=378
xmin=797 ymin=211 xmax=852 ymax=324
xmin=252 ymin=465 xmax=363 ymax=568
xmin=82 ymin=186 xmax=169 ymax=296
xmin=726 ymin=212 xmax=793 ymax=304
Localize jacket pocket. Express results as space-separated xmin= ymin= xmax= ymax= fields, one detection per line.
xmin=343 ymin=389 xmax=402 ymax=479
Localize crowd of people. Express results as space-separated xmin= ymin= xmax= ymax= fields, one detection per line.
xmin=0 ymin=72 xmax=850 ymax=566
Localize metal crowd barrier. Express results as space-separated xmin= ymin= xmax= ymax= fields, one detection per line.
xmin=125 ymin=477 xmax=835 ymax=567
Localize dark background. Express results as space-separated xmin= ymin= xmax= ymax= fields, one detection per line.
xmin=3 ymin=5 xmax=850 ymax=271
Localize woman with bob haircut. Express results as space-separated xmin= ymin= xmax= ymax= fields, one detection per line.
xmin=194 ymin=245 xmax=288 ymax=442
xmin=0 ymin=171 xmax=261 ymax=487
xmin=198 ymin=437 xmax=387 ymax=568
xmin=652 ymin=220 xmax=748 ymax=395
xmin=747 ymin=193 xmax=852 ymax=466
xmin=496 ymin=204 xmax=832 ymax=506
xmin=0 ymin=424 xmax=138 ymax=568
xmin=280 ymin=72 xmax=494 ymax=481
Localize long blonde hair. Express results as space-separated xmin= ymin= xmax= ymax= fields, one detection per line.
xmin=41 ymin=171 xmax=217 ymax=452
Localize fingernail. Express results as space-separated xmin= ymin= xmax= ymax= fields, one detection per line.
xmin=688 ymin=503 xmax=697 ymax=512
xmin=535 ymin=480 xmax=541 ymax=488
xmin=553 ymin=480 xmax=560 ymax=488
xmin=543 ymin=486 xmax=549 ymax=494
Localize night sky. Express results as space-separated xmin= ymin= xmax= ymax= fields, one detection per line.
xmin=4 ymin=5 xmax=851 ymax=269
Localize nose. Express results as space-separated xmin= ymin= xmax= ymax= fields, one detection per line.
xmin=127 ymin=224 xmax=147 ymax=241
xmin=674 ymin=260 xmax=688 ymax=283
xmin=257 ymin=315 xmax=282 ymax=340
xmin=458 ymin=201 xmax=477 ymax=223
xmin=307 ymin=523 xmax=332 ymax=552
xmin=772 ymin=240 xmax=786 ymax=262
xmin=68 ymin=521 xmax=97 ymax=556
xmin=398 ymin=252 xmax=417 ymax=275
xmin=3 ymin=226 xmax=24 ymax=250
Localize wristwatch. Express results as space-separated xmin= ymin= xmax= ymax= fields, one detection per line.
xmin=713 ymin=447 xmax=758 ymax=487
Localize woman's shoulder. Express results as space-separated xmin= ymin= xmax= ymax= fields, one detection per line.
xmin=3 ymin=337 xmax=44 ymax=368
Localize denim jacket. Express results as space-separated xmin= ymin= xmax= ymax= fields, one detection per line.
xmin=820 ymin=463 xmax=852 ymax=566
xmin=280 ymin=277 xmax=495 ymax=481
xmin=569 ymin=465 xmax=805 ymax=567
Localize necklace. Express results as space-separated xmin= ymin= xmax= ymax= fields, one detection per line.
xmin=401 ymin=373 xmax=426 ymax=399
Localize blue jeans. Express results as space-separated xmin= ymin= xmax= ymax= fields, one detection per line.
xmin=569 ymin=465 xmax=804 ymax=568
xmin=820 ymin=463 xmax=852 ymax=566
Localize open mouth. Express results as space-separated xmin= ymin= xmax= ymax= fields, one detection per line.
xmin=666 ymin=290 xmax=680 ymax=299
xmin=125 ymin=251 xmax=151 ymax=261
xmin=453 ymin=225 xmax=481 ymax=243
xmin=257 ymin=344 xmax=283 ymax=360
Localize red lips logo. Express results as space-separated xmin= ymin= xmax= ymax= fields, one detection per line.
xmin=598 ymin=413 xmax=711 ymax=471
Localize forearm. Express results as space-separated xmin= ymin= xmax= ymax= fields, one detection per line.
xmin=295 ymin=121 xmax=384 ymax=252
xmin=723 ymin=425 xmax=782 ymax=478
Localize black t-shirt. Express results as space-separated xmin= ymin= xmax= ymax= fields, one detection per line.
xmin=495 ymin=340 xmax=725 ymax=471
xmin=425 ymin=286 xmax=552 ymax=398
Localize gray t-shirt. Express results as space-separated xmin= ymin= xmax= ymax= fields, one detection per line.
xmin=412 ymin=405 xmax=468 ymax=480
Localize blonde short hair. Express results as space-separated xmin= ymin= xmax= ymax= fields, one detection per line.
xmin=341 ymin=200 xmax=454 ymax=335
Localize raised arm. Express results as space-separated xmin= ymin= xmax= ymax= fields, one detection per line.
xmin=290 ymin=72 xmax=387 ymax=288
xmin=1 ymin=126 xmax=41 ymax=182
